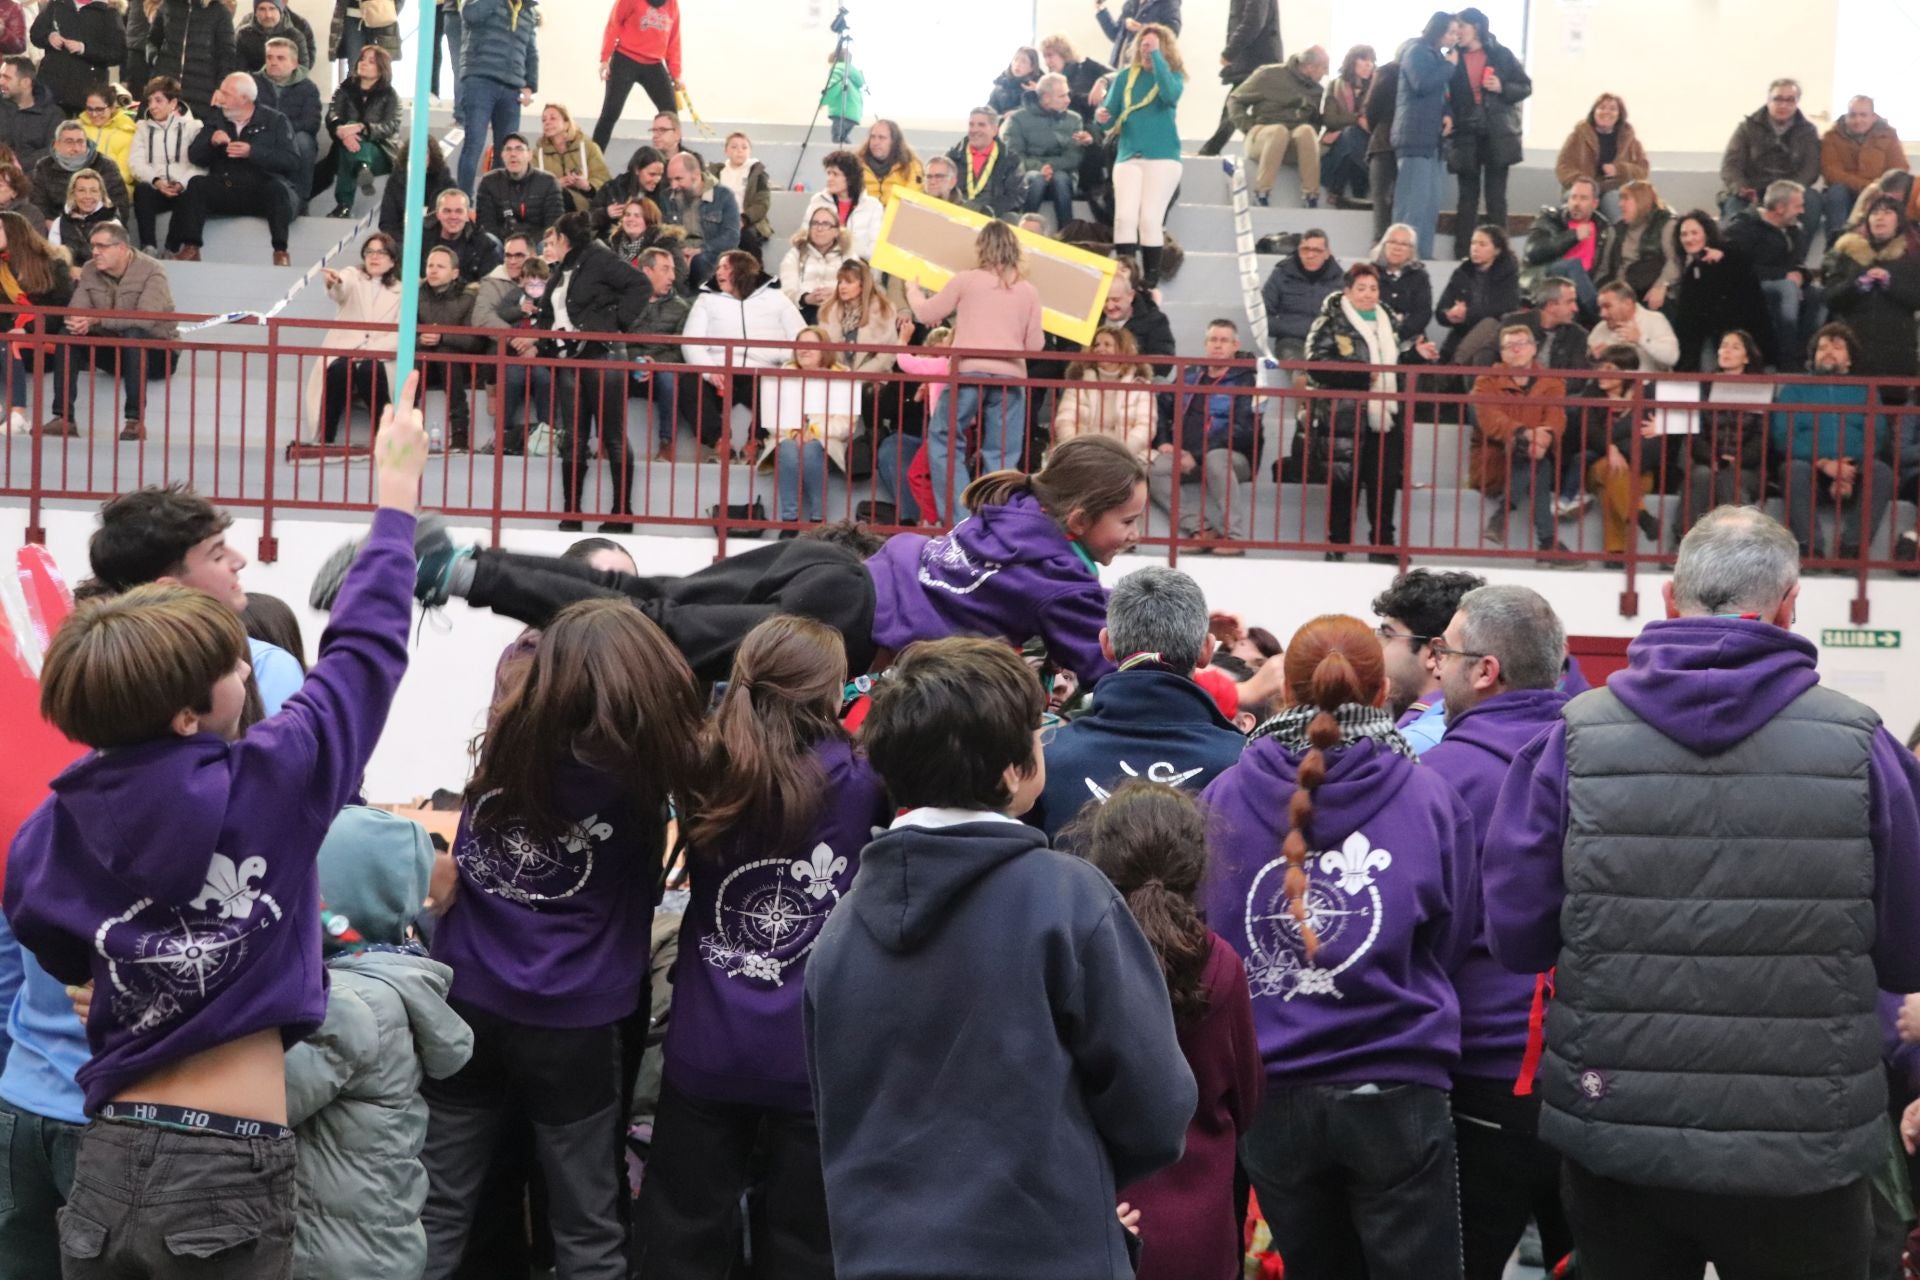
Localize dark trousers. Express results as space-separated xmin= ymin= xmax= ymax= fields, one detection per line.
xmin=1239 ymin=1082 xmax=1462 ymax=1280
xmin=421 ymin=1000 xmax=628 ymax=1280
xmin=430 ymin=2 xmax=463 ymax=107
xmin=593 ymin=52 xmax=677 ymax=152
xmin=57 ymin=1118 xmax=297 ymax=1280
xmin=1328 ymin=421 xmax=1404 ymax=547
xmin=0 ymin=1098 xmax=81 ymax=1280
xmin=53 ymin=345 xmax=176 ymax=420
xmin=1199 ymin=79 xmax=1246 ymax=155
xmin=680 ymin=370 xmax=756 ymax=448
xmin=465 ymin=538 xmax=878 ymax=682
xmin=423 ymin=358 xmax=473 ymax=445
xmin=556 ymin=364 xmax=632 ymax=517
xmin=131 ymin=183 xmax=187 ymax=250
xmin=1370 ymin=151 xmax=1399 ymax=243
xmin=172 ymin=169 xmax=295 ymax=252
xmin=632 ymin=1081 xmax=833 ymax=1280
xmin=1453 ymin=1077 xmax=1572 ymax=1280
xmin=1562 ymin=1160 xmax=1871 ymax=1280
xmin=321 ymin=356 xmax=392 ymax=441
xmin=1454 ymin=161 xmax=1510 ymax=258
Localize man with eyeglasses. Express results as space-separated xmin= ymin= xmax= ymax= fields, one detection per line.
xmin=52 ymin=221 xmax=177 ymax=443
xmin=1414 ymin=585 xmax=1575 ymax=1279
xmin=473 ymin=231 xmax=544 ymax=456
xmin=423 ymin=187 xmax=504 ymax=283
xmin=1261 ymin=228 xmax=1341 ymax=362
xmin=1472 ymin=325 xmax=1572 ymax=564
xmin=1720 ymin=78 xmax=1823 ymax=253
xmin=1370 ymin=567 xmax=1485 ymax=754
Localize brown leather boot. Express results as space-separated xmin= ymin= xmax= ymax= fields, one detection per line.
xmin=272 ymin=250 xmax=291 ymax=266
xmin=173 ymin=245 xmax=201 ymax=262
xmin=39 ymin=417 xmax=78 ymax=437
xmin=120 ymin=419 xmax=146 ymax=442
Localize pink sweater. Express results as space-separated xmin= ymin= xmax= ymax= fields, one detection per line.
xmin=909 ymin=269 xmax=1045 ymax=377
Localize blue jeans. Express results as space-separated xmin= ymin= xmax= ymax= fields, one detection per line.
xmin=926 ymin=376 xmax=1026 ymax=519
xmin=1023 ymin=168 xmax=1076 ymax=226
xmin=631 ymin=365 xmax=679 ymax=446
xmin=0 ymin=344 xmax=32 ymax=412
xmin=1322 ymin=127 xmax=1370 ymax=200
xmin=1721 ymin=193 xmax=1825 ymax=263
xmin=1761 ymin=278 xmax=1823 ymax=370
xmin=431 ymin=4 xmax=463 ymax=110
xmin=501 ymin=361 xmax=551 ymax=451
xmin=830 ymin=115 xmax=855 ymax=144
xmin=1497 ymin=450 xmax=1559 ymax=549
xmin=775 ymin=437 xmax=829 ymax=521
xmin=0 ymin=1097 xmax=82 ymax=1280
xmin=458 ymin=76 xmax=522 ymax=193
xmin=875 ymin=432 xmax=922 ymax=522
xmin=1542 ymin=260 xmax=1598 ymax=318
xmin=1391 ymin=153 xmax=1444 ymax=258
xmin=1823 ymin=183 xmax=1861 ymax=237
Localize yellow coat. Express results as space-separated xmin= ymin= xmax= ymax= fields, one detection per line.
xmin=861 ymin=154 xmax=923 ymax=209
xmin=82 ymin=111 xmax=138 ymax=189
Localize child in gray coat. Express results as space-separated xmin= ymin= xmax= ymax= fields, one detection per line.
xmin=289 ymin=807 xmax=474 ymax=1280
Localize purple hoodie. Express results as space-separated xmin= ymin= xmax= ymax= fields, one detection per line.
xmin=436 ymin=759 xmax=665 ymax=1029
xmin=1199 ymin=735 xmax=1478 ymax=1090
xmin=3 ymin=508 xmax=416 ymax=1114
xmin=1419 ymin=688 xmax=1568 ymax=1083
xmin=865 ymin=491 xmax=1116 ymax=686
xmin=1484 ymin=618 xmax=1920 ymax=995
xmin=664 ymin=739 xmax=890 ymax=1111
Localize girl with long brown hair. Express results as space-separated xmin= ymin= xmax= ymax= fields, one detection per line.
xmin=636 ymin=615 xmax=890 ymax=1279
xmin=0 ymin=209 xmax=72 ymax=435
xmin=1064 ymin=781 xmax=1264 ymax=1280
xmin=423 ymin=598 xmax=704 ymax=1279
xmin=1200 ymin=612 xmax=1477 ymax=1278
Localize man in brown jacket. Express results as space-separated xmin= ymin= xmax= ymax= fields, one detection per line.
xmin=50 ymin=221 xmax=176 ymax=441
xmin=1471 ymin=324 xmax=1571 ymax=563
xmin=1821 ymin=96 xmax=1908 ymax=238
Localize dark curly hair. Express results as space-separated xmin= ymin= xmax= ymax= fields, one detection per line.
xmin=821 ymin=149 xmax=867 ymax=205
xmin=1369 ymin=568 xmax=1487 ymax=654
xmin=88 ymin=484 xmax=233 ymax=592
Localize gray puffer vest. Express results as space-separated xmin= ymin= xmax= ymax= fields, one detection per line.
xmin=1543 ymin=684 xmax=1885 ymax=1197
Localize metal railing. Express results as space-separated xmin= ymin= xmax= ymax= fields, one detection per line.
xmin=3 ymin=306 xmax=1916 ymax=622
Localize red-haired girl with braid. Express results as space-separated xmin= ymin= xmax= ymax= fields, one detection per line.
xmin=1199 ymin=613 xmax=1478 ymax=1280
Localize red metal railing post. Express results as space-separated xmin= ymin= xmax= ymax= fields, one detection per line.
xmin=258 ymin=318 xmax=280 ymax=562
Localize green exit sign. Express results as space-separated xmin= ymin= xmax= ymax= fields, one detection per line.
xmin=1822 ymin=629 xmax=1901 ymax=649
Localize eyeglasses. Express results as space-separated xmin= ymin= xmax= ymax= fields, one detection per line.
xmin=504 ymin=250 xmax=530 ymax=260
xmin=809 ymin=220 xmax=838 ymax=229
xmin=1769 ymin=95 xmax=1799 ymax=104
xmin=88 ymin=240 xmax=116 ymax=252
xmin=85 ymin=105 xmax=111 ymax=114
xmin=1426 ymin=638 xmax=1491 ymax=664
xmin=1375 ymin=623 xmax=1430 ymax=647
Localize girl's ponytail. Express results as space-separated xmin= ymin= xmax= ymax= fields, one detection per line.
xmin=961 ymin=433 xmax=1147 ymax=526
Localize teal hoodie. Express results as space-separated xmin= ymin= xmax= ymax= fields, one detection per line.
xmin=1101 ymin=49 xmax=1184 ymax=163
xmin=1770 ymin=378 xmax=1874 ymax=462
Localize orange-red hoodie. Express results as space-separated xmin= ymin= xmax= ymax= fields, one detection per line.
xmin=601 ymin=0 xmax=680 ymax=79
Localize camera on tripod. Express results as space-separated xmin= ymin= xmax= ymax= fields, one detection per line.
xmin=830 ymin=5 xmax=850 ymax=36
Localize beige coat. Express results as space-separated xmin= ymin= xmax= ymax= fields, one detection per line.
xmin=760 ymin=364 xmax=861 ymax=470
xmin=1052 ymin=367 xmax=1157 ymax=458
xmin=303 ymin=266 xmax=401 ymax=434
xmin=816 ymin=293 xmax=898 ymax=374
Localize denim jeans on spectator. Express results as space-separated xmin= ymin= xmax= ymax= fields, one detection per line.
xmin=1760 ymin=279 xmax=1823 ymax=370
xmin=1391 ymin=153 xmax=1444 ymax=258
xmin=1321 ymin=127 xmax=1371 ymax=201
xmin=432 ymin=4 xmax=464 ymax=111
xmin=1495 ymin=450 xmax=1559 ymax=548
xmin=830 ymin=115 xmax=855 ymax=144
xmin=1783 ymin=458 xmax=1894 ymax=556
xmin=775 ymin=437 xmax=830 ymax=522
xmin=630 ymin=363 xmax=680 ymax=447
xmin=1542 ymin=260 xmax=1598 ymax=319
xmin=875 ymin=432 xmax=922 ymax=522
xmin=1823 ymin=183 xmax=1862 ymax=237
xmin=1023 ymin=168 xmax=1076 ymax=227
xmin=926 ymin=376 xmax=1025 ymax=518
xmin=0 ymin=344 xmax=33 ymax=414
xmin=458 ymin=77 xmax=522 ymax=193
xmin=501 ymin=361 xmax=551 ymax=453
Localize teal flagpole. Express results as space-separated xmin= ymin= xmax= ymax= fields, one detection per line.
xmin=392 ymin=2 xmax=439 ymax=390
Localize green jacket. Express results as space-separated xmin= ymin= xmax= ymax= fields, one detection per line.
xmin=1101 ymin=49 xmax=1184 ymax=162
xmin=629 ymin=287 xmax=693 ymax=362
xmin=1003 ymin=104 xmax=1086 ymax=174
xmin=821 ymin=62 xmax=865 ymax=120
xmin=1228 ymin=56 xmax=1324 ymax=134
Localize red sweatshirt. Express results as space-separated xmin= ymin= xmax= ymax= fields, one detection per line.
xmin=601 ymin=0 xmax=681 ymax=79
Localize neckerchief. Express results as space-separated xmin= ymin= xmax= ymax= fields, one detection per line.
xmin=1109 ymin=63 xmax=1161 ymax=137
xmin=1250 ymin=701 xmax=1416 ymax=759
xmin=963 ymin=143 xmax=1000 ymax=202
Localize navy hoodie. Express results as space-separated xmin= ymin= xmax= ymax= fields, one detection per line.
xmin=1419 ymin=687 xmax=1567 ymax=1083
xmin=1484 ymin=618 xmax=1920 ymax=994
xmin=804 ymin=815 xmax=1196 ymax=1280
xmin=1028 ymin=667 xmax=1246 ymax=842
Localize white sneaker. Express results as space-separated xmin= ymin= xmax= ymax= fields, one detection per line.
xmin=6 ymin=408 xmax=25 ymax=434
xmin=1554 ymin=493 xmax=1591 ymax=520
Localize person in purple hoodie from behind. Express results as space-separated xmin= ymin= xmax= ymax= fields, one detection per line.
xmin=420 ymin=598 xmax=705 ymax=1280
xmin=1483 ymin=505 xmax=1920 ymax=1280
xmin=321 ymin=434 xmax=1149 ymax=690
xmin=1200 ymin=613 xmax=1477 ymax=1280
xmin=1418 ymin=584 xmax=1573 ymax=1280
xmin=634 ymin=615 xmax=890 ymax=1278
xmin=3 ymin=382 xmax=427 ymax=1280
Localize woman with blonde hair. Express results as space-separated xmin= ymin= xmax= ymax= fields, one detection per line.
xmin=1038 ymin=33 xmax=1110 ymax=121
xmin=536 ymin=102 xmax=613 ymax=216
xmin=49 ymin=170 xmax=115 ymax=266
xmin=1554 ymin=92 xmax=1649 ymax=224
xmin=906 ymin=218 xmax=1045 ymax=515
xmin=765 ymin=326 xmax=861 ymax=525
xmin=1053 ymin=325 xmax=1155 ymax=458
xmin=817 ymin=259 xmax=897 ymax=374
xmin=1594 ymin=177 xmax=1680 ymax=309
xmin=1096 ymin=23 xmax=1185 ymax=289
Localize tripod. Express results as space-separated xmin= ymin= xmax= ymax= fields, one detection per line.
xmin=788 ymin=7 xmax=863 ymax=189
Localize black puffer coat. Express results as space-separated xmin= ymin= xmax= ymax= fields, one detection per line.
xmin=29 ymin=0 xmax=126 ymax=114
xmin=540 ymin=237 xmax=644 ymax=354
xmin=1445 ymin=32 xmax=1531 ymax=173
xmin=325 ymin=79 xmax=401 ymax=161
xmin=1435 ymin=251 xmax=1520 ymax=361
xmin=145 ymin=0 xmax=237 ymax=118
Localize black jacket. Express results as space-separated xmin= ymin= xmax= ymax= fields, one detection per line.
xmin=1436 ymin=254 xmax=1520 ymax=361
xmin=1671 ymin=246 xmax=1772 ymax=373
xmin=418 ymin=278 xmax=481 ymax=352
xmin=476 ymin=167 xmax=565 ymax=242
xmin=989 ymin=69 xmax=1037 ymax=116
xmin=804 ymin=819 xmax=1195 ymax=1280
xmin=1518 ymin=204 xmax=1609 ymax=295
xmin=146 ymin=0 xmax=238 ymax=115
xmin=325 ymin=79 xmax=402 ymax=160
xmin=1220 ymin=0 xmax=1281 ymax=81
xmin=1262 ymin=251 xmax=1344 ymax=344
xmin=379 ymin=148 xmax=454 ymax=242
xmin=0 ymin=78 xmax=61 ymax=170
xmin=252 ymin=71 xmax=321 ymax=142
xmin=1377 ymin=260 xmax=1433 ymax=345
xmin=1444 ymin=34 xmax=1530 ymax=173
xmin=188 ymin=103 xmax=302 ymax=183
xmin=28 ymin=0 xmax=125 ymax=114
xmin=234 ymin=14 xmax=315 ymax=72
xmin=1096 ymin=0 xmax=1181 ymax=66
xmin=423 ymin=220 xmax=504 ymax=284
xmin=1365 ymin=60 xmax=1398 ymax=159
xmin=1496 ymin=306 xmax=1590 ymax=378
xmin=945 ymin=139 xmax=1026 ymax=219
xmin=1823 ymin=231 xmax=1920 ymax=379
xmin=541 ymin=238 xmax=644 ymax=350
xmin=52 ymin=201 xmax=116 ymax=266
xmin=1122 ymin=293 xmax=1176 ymax=362
xmin=32 ymin=149 xmax=131 ymax=227
xmin=1060 ymin=56 xmax=1111 ymax=122
xmin=589 ymin=167 xmax=660 ymax=236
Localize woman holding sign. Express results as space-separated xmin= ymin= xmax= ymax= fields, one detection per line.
xmin=1098 ymin=24 xmax=1185 ymax=290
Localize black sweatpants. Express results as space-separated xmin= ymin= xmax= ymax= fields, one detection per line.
xmin=632 ymin=1080 xmax=833 ymax=1280
xmin=1453 ymin=1076 xmax=1572 ymax=1280
xmin=594 ymin=52 xmax=678 ymax=153
xmin=1562 ymin=1160 xmax=1872 ymax=1280
xmin=465 ymin=538 xmax=878 ymax=682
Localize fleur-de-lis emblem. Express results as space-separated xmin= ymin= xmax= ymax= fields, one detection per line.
xmin=1318 ymin=832 xmax=1391 ymax=894
xmin=790 ymin=843 xmax=847 ymax=900
xmin=190 ymin=854 xmax=268 ymax=921
xmin=559 ymin=815 xmax=614 ymax=854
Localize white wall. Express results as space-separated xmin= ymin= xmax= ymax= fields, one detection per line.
xmin=5 ymin=502 xmax=1916 ymax=798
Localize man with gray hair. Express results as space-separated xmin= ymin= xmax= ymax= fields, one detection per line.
xmin=923 ymin=153 xmax=961 ymax=205
xmin=1723 ymin=178 xmax=1819 ymax=369
xmin=1005 ymin=72 xmax=1090 ymax=229
xmin=174 ymin=72 xmax=302 ymax=265
xmin=1027 ymin=566 xmax=1245 ymax=842
xmin=1483 ymin=504 xmax=1920 ymax=1275
xmin=1420 ymin=584 xmax=1574 ymax=1279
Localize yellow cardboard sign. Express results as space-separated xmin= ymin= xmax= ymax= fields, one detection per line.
xmin=870 ymin=188 xmax=1118 ymax=346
